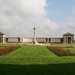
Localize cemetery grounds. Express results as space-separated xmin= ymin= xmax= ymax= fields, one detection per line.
xmin=0 ymin=44 xmax=75 ymax=75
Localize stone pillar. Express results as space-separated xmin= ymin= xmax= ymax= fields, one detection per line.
xmin=33 ymin=27 xmax=38 ymax=44
xmin=47 ymin=38 xmax=49 ymax=43
xmin=33 ymin=27 xmax=36 ymax=41
xmin=46 ymin=38 xmax=49 ymax=43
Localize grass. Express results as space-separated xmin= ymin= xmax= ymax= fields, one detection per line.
xmin=51 ymin=44 xmax=75 ymax=54
xmin=0 ymin=45 xmax=59 ymax=64
xmin=63 ymin=47 xmax=75 ymax=54
xmin=0 ymin=44 xmax=19 ymax=48
xmin=0 ymin=44 xmax=75 ymax=75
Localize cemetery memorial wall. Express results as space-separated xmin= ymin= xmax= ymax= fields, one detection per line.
xmin=50 ymin=38 xmax=62 ymax=44
xmin=36 ymin=38 xmax=46 ymax=43
xmin=6 ymin=37 xmax=21 ymax=43
xmin=23 ymin=38 xmax=33 ymax=43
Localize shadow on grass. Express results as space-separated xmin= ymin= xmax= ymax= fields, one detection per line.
xmin=0 ymin=63 xmax=75 ymax=75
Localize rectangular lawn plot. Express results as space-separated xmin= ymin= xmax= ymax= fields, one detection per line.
xmin=0 ymin=45 xmax=75 ymax=75
xmin=0 ymin=45 xmax=75 ymax=65
xmin=0 ymin=45 xmax=60 ymax=64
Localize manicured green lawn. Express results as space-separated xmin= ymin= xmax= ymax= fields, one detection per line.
xmin=0 ymin=45 xmax=75 ymax=75
xmin=51 ymin=44 xmax=75 ymax=54
xmin=63 ymin=47 xmax=75 ymax=54
xmin=0 ymin=44 xmax=18 ymax=48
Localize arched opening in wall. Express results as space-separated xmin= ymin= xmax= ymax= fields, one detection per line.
xmin=68 ymin=37 xmax=71 ymax=44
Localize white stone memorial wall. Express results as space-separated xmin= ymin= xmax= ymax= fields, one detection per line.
xmin=8 ymin=38 xmax=18 ymax=42
xmin=23 ymin=38 xmax=33 ymax=43
xmin=36 ymin=38 xmax=46 ymax=42
xmin=51 ymin=38 xmax=61 ymax=42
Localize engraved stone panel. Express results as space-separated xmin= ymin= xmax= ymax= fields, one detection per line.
xmin=36 ymin=38 xmax=46 ymax=42
xmin=23 ymin=38 xmax=33 ymax=42
xmin=51 ymin=38 xmax=61 ymax=42
xmin=8 ymin=38 xmax=18 ymax=42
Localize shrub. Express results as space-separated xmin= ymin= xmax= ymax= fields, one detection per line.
xmin=0 ymin=45 xmax=21 ymax=56
xmin=47 ymin=46 xmax=75 ymax=56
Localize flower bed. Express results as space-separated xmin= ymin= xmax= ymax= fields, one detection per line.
xmin=47 ymin=46 xmax=75 ymax=56
xmin=0 ymin=45 xmax=21 ymax=56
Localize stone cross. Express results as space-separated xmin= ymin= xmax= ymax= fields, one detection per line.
xmin=33 ymin=27 xmax=36 ymax=40
xmin=33 ymin=27 xmax=38 ymax=44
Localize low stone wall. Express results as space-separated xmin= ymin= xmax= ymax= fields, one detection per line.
xmin=50 ymin=38 xmax=62 ymax=44
xmin=6 ymin=37 xmax=22 ymax=43
xmin=22 ymin=38 xmax=33 ymax=43
xmin=36 ymin=38 xmax=46 ymax=43
xmin=5 ymin=37 xmax=63 ymax=44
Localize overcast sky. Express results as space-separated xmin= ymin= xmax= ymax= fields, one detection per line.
xmin=0 ymin=0 xmax=75 ymax=38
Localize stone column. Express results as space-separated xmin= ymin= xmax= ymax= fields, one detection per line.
xmin=33 ymin=27 xmax=36 ymax=41
xmin=33 ymin=27 xmax=38 ymax=44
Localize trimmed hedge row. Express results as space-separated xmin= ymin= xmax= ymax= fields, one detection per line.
xmin=47 ymin=46 xmax=75 ymax=56
xmin=0 ymin=45 xmax=21 ymax=56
